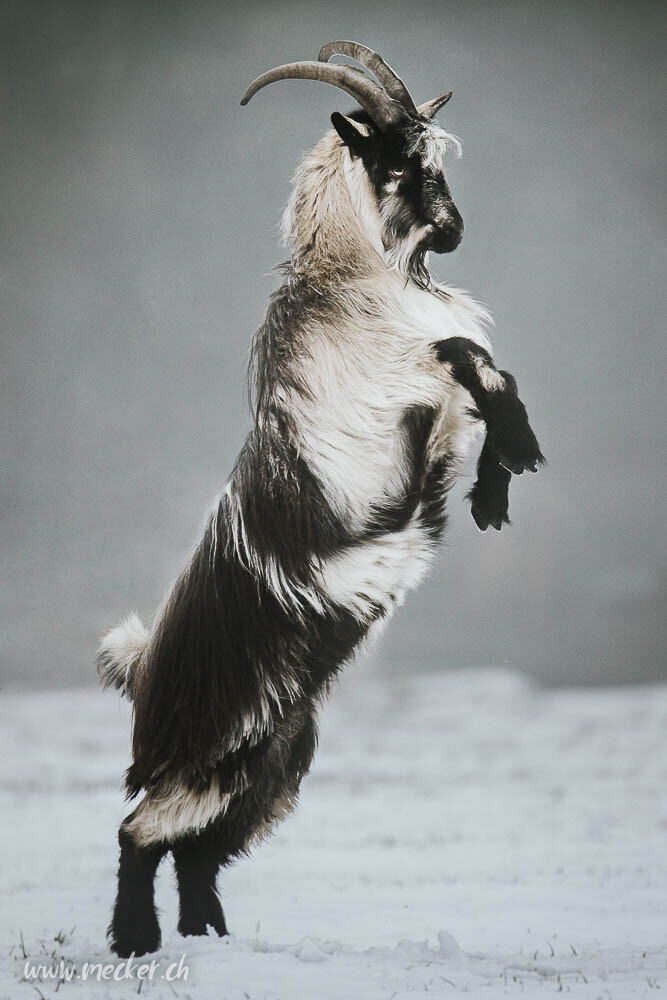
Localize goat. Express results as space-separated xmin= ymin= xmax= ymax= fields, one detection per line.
xmin=97 ymin=40 xmax=544 ymax=958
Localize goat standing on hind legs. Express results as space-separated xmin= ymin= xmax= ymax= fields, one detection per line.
xmin=97 ymin=40 xmax=544 ymax=958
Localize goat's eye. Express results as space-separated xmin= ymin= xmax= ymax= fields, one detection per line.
xmin=389 ymin=167 xmax=405 ymax=178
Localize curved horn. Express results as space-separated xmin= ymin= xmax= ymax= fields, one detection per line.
xmin=318 ymin=40 xmax=418 ymax=116
xmin=240 ymin=60 xmax=407 ymax=129
xmin=417 ymin=92 xmax=453 ymax=120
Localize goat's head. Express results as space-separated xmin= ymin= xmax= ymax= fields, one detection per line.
xmin=241 ymin=41 xmax=464 ymax=283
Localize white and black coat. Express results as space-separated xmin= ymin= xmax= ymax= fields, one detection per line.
xmin=97 ymin=42 xmax=544 ymax=957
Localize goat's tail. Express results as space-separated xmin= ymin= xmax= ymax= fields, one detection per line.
xmin=96 ymin=612 xmax=149 ymax=700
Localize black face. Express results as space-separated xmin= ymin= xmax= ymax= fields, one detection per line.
xmin=331 ymin=110 xmax=464 ymax=281
xmin=378 ymin=154 xmax=464 ymax=254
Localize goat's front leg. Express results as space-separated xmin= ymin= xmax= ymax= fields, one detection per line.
xmin=434 ymin=337 xmax=544 ymax=476
xmin=465 ymin=433 xmax=513 ymax=531
xmin=433 ymin=337 xmax=544 ymax=527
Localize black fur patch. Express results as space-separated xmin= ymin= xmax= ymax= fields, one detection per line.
xmin=419 ymin=457 xmax=451 ymax=541
xmin=365 ymin=405 xmax=437 ymax=536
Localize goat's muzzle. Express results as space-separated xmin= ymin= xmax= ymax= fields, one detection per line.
xmin=426 ymin=203 xmax=464 ymax=253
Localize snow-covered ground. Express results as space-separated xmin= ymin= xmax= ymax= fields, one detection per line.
xmin=1 ymin=667 xmax=665 ymax=999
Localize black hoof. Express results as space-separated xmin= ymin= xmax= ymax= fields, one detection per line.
xmin=497 ymin=452 xmax=525 ymax=476
xmin=487 ymin=391 xmax=545 ymax=478
xmin=178 ymin=913 xmax=228 ymax=939
xmin=472 ymin=509 xmax=489 ymax=531
xmin=471 ymin=499 xmax=510 ymax=532
xmin=495 ymin=431 xmax=544 ymax=477
xmin=178 ymin=889 xmax=228 ymax=939
xmin=108 ymin=915 xmax=161 ymax=958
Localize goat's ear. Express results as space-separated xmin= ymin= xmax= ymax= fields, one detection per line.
xmin=417 ymin=92 xmax=453 ymax=120
xmin=331 ymin=112 xmax=375 ymax=155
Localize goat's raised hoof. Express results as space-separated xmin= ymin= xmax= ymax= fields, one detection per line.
xmin=472 ymin=504 xmax=510 ymax=532
xmin=468 ymin=484 xmax=511 ymax=532
xmin=492 ymin=411 xmax=545 ymax=478
xmin=496 ymin=446 xmax=543 ymax=477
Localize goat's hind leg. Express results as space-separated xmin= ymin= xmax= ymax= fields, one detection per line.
xmin=109 ymin=822 xmax=166 ymax=957
xmin=172 ymin=828 xmax=228 ymax=939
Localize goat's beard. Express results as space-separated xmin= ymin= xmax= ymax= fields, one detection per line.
xmin=383 ymin=225 xmax=432 ymax=290
xmin=405 ymin=243 xmax=431 ymax=290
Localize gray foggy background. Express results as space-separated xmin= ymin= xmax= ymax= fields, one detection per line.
xmin=2 ymin=0 xmax=665 ymax=690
